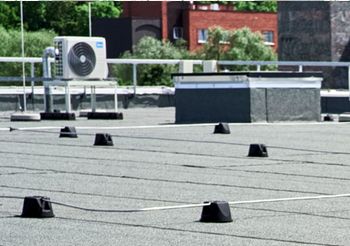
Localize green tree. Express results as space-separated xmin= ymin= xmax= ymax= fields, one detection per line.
xmin=112 ymin=37 xmax=190 ymax=86
xmin=198 ymin=27 xmax=276 ymax=71
xmin=0 ymin=1 xmax=122 ymax=35
xmin=197 ymin=1 xmax=277 ymax=12
xmin=0 ymin=2 xmax=19 ymax=29
xmin=234 ymin=1 xmax=277 ymax=12
xmin=0 ymin=26 xmax=57 ymax=78
xmin=198 ymin=26 xmax=227 ymax=60
xmin=23 ymin=2 xmax=47 ymax=31
xmin=54 ymin=1 xmax=122 ymax=35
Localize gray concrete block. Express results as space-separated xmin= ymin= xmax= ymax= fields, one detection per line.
xmin=266 ymin=88 xmax=320 ymax=122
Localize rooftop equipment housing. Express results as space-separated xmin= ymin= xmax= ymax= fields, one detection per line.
xmin=54 ymin=36 xmax=108 ymax=80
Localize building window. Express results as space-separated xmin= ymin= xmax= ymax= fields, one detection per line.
xmin=173 ymin=27 xmax=183 ymax=40
xmin=210 ymin=3 xmax=219 ymax=11
xmin=198 ymin=29 xmax=208 ymax=43
xmin=262 ymin=31 xmax=274 ymax=45
xmin=219 ymin=31 xmax=230 ymax=44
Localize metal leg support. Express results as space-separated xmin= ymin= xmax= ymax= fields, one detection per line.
xmin=114 ymin=85 xmax=118 ymax=112
xmin=65 ymin=84 xmax=71 ymax=113
xmin=91 ymin=86 xmax=96 ymax=112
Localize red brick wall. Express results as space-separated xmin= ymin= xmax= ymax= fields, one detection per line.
xmin=186 ymin=10 xmax=278 ymax=52
xmin=122 ymin=2 xmax=162 ymax=18
xmin=122 ymin=2 xmax=278 ymax=53
xmin=161 ymin=1 xmax=168 ymax=40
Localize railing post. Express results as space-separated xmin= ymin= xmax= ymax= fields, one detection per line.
xmin=348 ymin=66 xmax=350 ymax=101
xmin=133 ymin=63 xmax=137 ymax=95
xmin=298 ymin=65 xmax=303 ymax=72
xmin=30 ymin=62 xmax=35 ymax=110
xmin=257 ymin=65 xmax=261 ymax=72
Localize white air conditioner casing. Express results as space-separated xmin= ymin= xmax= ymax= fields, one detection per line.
xmin=54 ymin=36 xmax=108 ymax=80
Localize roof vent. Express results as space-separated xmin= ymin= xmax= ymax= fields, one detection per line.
xmin=200 ymin=201 xmax=232 ymax=223
xmin=21 ymin=196 xmax=54 ymax=218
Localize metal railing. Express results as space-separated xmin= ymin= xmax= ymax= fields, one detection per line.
xmin=1 ymin=57 xmax=350 ymax=94
xmin=108 ymin=59 xmax=350 ymax=93
xmin=0 ymin=57 xmax=49 ymax=96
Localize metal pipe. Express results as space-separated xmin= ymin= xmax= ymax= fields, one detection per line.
xmin=42 ymin=47 xmax=55 ymax=112
xmin=20 ymin=1 xmax=26 ymax=112
xmin=133 ymin=64 xmax=137 ymax=95
xmin=30 ymin=62 xmax=35 ymax=93
xmin=30 ymin=62 xmax=35 ymax=110
xmin=348 ymin=66 xmax=350 ymax=101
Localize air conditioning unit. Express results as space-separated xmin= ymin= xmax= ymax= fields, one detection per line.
xmin=54 ymin=36 xmax=108 ymax=80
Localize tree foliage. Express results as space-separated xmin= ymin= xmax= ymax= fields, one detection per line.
xmin=112 ymin=37 xmax=190 ymax=86
xmin=234 ymin=1 xmax=277 ymax=12
xmin=199 ymin=27 xmax=277 ymax=70
xmin=113 ymin=28 xmax=277 ymax=86
xmin=0 ymin=2 xmax=20 ymax=29
xmin=0 ymin=26 xmax=57 ymax=77
xmin=0 ymin=1 xmax=121 ymax=35
xmin=197 ymin=1 xmax=277 ymax=12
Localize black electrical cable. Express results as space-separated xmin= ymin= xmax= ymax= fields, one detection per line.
xmin=0 ymin=195 xmax=24 ymax=200
xmin=9 ymin=127 xmax=350 ymax=156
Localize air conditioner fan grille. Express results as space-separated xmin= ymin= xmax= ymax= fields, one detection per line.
xmin=68 ymin=42 xmax=96 ymax=76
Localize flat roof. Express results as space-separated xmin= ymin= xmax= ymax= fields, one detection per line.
xmin=172 ymin=71 xmax=324 ymax=78
xmin=1 ymin=107 xmax=350 ymax=245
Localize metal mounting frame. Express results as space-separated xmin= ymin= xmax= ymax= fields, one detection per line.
xmin=43 ymin=79 xmax=118 ymax=113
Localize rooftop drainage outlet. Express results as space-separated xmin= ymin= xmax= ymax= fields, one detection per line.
xmin=200 ymin=201 xmax=232 ymax=223
xmin=21 ymin=196 xmax=54 ymax=218
xmin=94 ymin=133 xmax=114 ymax=146
xmin=213 ymin=122 xmax=230 ymax=134
xmin=248 ymin=144 xmax=268 ymax=157
xmin=59 ymin=126 xmax=78 ymax=138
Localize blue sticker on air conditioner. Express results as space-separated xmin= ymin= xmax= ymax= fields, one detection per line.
xmin=96 ymin=41 xmax=104 ymax=48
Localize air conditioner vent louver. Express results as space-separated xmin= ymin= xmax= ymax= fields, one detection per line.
xmin=53 ymin=36 xmax=107 ymax=80
xmin=68 ymin=42 xmax=96 ymax=76
xmin=55 ymin=41 xmax=63 ymax=77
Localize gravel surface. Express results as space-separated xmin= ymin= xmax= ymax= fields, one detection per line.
xmin=1 ymin=107 xmax=350 ymax=246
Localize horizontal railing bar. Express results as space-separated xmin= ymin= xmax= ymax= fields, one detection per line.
xmin=107 ymin=58 xmax=203 ymax=65
xmin=218 ymin=60 xmax=350 ymax=67
xmin=0 ymin=57 xmax=54 ymax=63
xmin=0 ymin=77 xmax=53 ymax=82
xmin=0 ymin=57 xmax=349 ymax=67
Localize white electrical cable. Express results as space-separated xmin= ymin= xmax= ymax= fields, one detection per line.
xmin=228 ymin=193 xmax=350 ymax=206
xmin=10 ymin=126 xmax=62 ymax=131
xmin=46 ymin=193 xmax=350 ymax=213
xmin=1 ymin=193 xmax=350 ymax=213
xmin=10 ymin=123 xmax=216 ymax=131
xmin=46 ymin=200 xmax=211 ymax=213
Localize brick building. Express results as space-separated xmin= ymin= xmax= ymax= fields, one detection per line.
xmin=93 ymin=1 xmax=277 ymax=57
